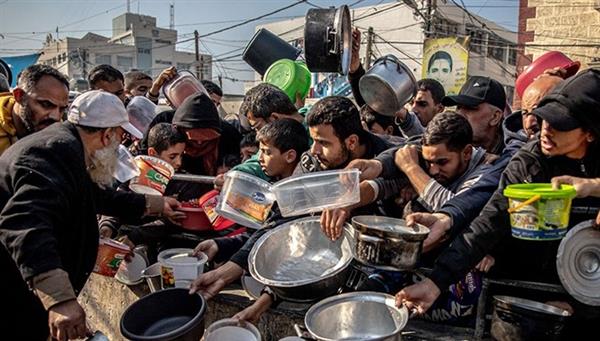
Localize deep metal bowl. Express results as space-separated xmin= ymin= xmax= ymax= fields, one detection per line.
xmin=248 ymin=217 xmax=353 ymax=302
xmin=305 ymin=291 xmax=409 ymax=341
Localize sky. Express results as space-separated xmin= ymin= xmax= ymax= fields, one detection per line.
xmin=0 ymin=0 xmax=519 ymax=94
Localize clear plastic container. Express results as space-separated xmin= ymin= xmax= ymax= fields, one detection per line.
xmin=215 ymin=171 xmax=275 ymax=229
xmin=161 ymin=70 xmax=208 ymax=108
xmin=272 ymin=169 xmax=360 ymax=217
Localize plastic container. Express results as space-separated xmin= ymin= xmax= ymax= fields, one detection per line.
xmin=515 ymin=51 xmax=580 ymax=98
xmin=114 ymin=144 xmax=140 ymax=183
xmin=503 ymin=183 xmax=576 ymax=240
xmin=204 ymin=318 xmax=261 ymax=341
xmin=177 ymin=202 xmax=213 ymax=231
xmin=126 ymin=96 xmax=158 ymax=135
xmin=216 ymin=171 xmax=275 ymax=229
xmin=129 ymin=155 xmax=175 ymax=195
xmin=198 ymin=190 xmax=236 ymax=231
xmin=94 ymin=239 xmax=131 ymax=277
xmin=162 ymin=70 xmax=208 ymax=108
xmin=115 ymin=248 xmax=148 ymax=286
xmin=141 ymin=262 xmax=162 ymax=293
xmin=157 ymin=248 xmax=208 ymax=289
xmin=264 ymin=59 xmax=311 ymax=102
xmin=272 ymin=169 xmax=360 ymax=217
xmin=242 ymin=28 xmax=301 ymax=76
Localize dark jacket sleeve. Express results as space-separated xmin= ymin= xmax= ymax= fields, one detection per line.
xmin=0 ymin=165 xmax=70 ymax=281
xmin=213 ymin=232 xmax=251 ymax=264
xmin=429 ymin=149 xmax=540 ymax=290
xmin=228 ymin=228 xmax=270 ymax=271
xmin=93 ymin=186 xmax=146 ymax=223
xmin=348 ymin=64 xmax=366 ymax=107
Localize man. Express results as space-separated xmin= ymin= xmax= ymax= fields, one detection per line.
xmin=426 ymin=51 xmax=453 ymax=90
xmin=521 ymin=74 xmax=563 ymax=139
xmin=0 ymin=90 xmax=182 ymax=340
xmin=124 ymin=70 xmax=153 ymax=97
xmin=397 ymin=69 xmax=600 ymax=338
xmin=347 ymin=28 xmax=444 ymax=137
xmin=88 ymin=64 xmax=126 ymax=102
xmin=239 ymin=83 xmax=304 ymax=131
xmin=201 ymin=80 xmax=223 ymax=108
xmin=322 ymin=112 xmax=488 ymax=241
xmin=298 ymin=96 xmax=396 ymax=174
xmin=0 ymin=64 xmax=69 ymax=155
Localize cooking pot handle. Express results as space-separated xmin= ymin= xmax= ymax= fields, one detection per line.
xmin=294 ymin=323 xmax=316 ymax=340
xmin=374 ymin=54 xmax=402 ymax=71
xmin=357 ymin=233 xmax=385 ymax=244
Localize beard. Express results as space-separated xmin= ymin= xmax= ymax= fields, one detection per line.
xmin=17 ymin=102 xmax=36 ymax=135
xmin=87 ymin=133 xmax=120 ymax=189
xmin=324 ymin=143 xmax=352 ymax=170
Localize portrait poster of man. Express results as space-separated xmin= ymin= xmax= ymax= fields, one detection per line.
xmin=422 ymin=37 xmax=469 ymax=95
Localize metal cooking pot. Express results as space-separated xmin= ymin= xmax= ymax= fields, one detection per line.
xmin=491 ymin=296 xmax=571 ymax=341
xmin=120 ymin=288 xmax=206 ymax=341
xmin=304 ymin=5 xmax=352 ymax=75
xmin=248 ymin=216 xmax=353 ymax=302
xmin=242 ymin=28 xmax=301 ymax=76
xmin=351 ymin=216 xmax=429 ymax=271
xmin=304 ymin=291 xmax=410 ymax=341
xmin=358 ymin=55 xmax=417 ymax=116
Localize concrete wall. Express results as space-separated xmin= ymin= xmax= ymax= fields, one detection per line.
xmin=524 ymin=0 xmax=600 ymax=69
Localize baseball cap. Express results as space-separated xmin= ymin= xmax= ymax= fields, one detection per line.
xmin=533 ymin=68 xmax=600 ymax=135
xmin=441 ymin=76 xmax=507 ymax=110
xmin=68 ymin=90 xmax=142 ymax=139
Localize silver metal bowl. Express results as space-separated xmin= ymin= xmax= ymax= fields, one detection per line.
xmin=305 ymin=291 xmax=409 ymax=341
xmin=248 ymin=217 xmax=353 ymax=302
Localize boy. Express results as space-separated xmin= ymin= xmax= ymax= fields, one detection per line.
xmin=98 ymin=123 xmax=186 ymax=240
xmin=189 ymin=119 xmax=309 ymax=301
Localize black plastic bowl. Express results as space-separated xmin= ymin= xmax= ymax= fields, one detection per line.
xmin=120 ymin=288 xmax=206 ymax=341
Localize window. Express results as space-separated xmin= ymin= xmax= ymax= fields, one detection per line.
xmin=95 ymin=55 xmax=111 ymax=65
xmin=508 ymin=47 xmax=517 ymax=66
xmin=155 ymin=59 xmax=172 ymax=66
xmin=177 ymin=63 xmax=191 ymax=70
xmin=152 ymin=29 xmax=159 ymax=37
xmin=117 ymin=56 xmax=133 ymax=70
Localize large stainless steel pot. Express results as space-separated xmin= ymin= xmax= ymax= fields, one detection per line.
xmin=248 ymin=216 xmax=353 ymax=302
xmin=351 ymin=216 xmax=429 ymax=271
xmin=358 ymin=55 xmax=417 ymax=116
xmin=491 ymin=296 xmax=571 ymax=341
xmin=304 ymin=291 xmax=410 ymax=341
xmin=304 ymin=5 xmax=352 ymax=75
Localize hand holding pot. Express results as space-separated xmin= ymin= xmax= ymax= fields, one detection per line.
xmin=48 ymin=299 xmax=89 ymax=341
xmin=551 ymin=175 xmax=600 ymax=198
xmin=395 ymin=278 xmax=440 ymax=315
xmin=193 ymin=239 xmax=219 ymax=262
xmin=162 ymin=197 xmax=185 ymax=225
xmin=475 ymin=254 xmax=495 ymax=273
xmin=407 ymin=212 xmax=451 ymax=253
xmin=346 ymin=158 xmax=382 ymax=181
xmin=149 ymin=66 xmax=177 ymax=98
xmin=213 ymin=174 xmax=225 ymax=191
xmin=189 ymin=262 xmax=243 ymax=299
xmin=233 ymin=293 xmax=273 ymax=323
xmin=320 ymin=207 xmax=350 ymax=241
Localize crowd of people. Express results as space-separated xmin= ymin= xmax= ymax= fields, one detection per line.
xmin=0 ymin=25 xmax=599 ymax=340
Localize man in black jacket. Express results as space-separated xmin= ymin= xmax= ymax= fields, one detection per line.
xmin=398 ymin=69 xmax=600 ymax=336
xmin=0 ymin=91 xmax=181 ymax=341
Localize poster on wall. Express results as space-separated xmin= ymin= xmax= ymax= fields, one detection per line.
xmin=422 ymin=37 xmax=469 ymax=96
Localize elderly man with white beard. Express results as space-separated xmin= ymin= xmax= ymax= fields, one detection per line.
xmin=0 ymin=90 xmax=183 ymax=341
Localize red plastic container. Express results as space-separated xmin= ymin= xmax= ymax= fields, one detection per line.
xmin=199 ymin=190 xmax=236 ymax=231
xmin=516 ymin=51 xmax=580 ymax=99
xmin=94 ymin=239 xmax=131 ymax=277
xmin=178 ymin=205 xmax=212 ymax=231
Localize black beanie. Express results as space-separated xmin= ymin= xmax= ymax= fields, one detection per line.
xmin=173 ymin=93 xmax=222 ymax=132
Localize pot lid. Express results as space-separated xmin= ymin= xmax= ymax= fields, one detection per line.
xmin=115 ymin=250 xmax=148 ymax=286
xmin=557 ymin=220 xmax=600 ymax=306
xmin=494 ymin=295 xmax=571 ymax=316
xmin=352 ymin=216 xmax=430 ymax=239
xmin=335 ymin=5 xmax=351 ymax=75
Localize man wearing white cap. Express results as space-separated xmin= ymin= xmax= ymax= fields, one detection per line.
xmin=0 ymin=90 xmax=181 ymax=341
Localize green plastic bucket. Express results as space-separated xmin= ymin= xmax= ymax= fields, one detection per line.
xmin=503 ymin=183 xmax=577 ymax=241
xmin=264 ymin=59 xmax=311 ymax=102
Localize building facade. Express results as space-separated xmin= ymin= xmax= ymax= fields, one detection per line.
xmin=518 ymin=0 xmax=600 ymax=76
xmin=38 ymin=12 xmax=211 ymax=87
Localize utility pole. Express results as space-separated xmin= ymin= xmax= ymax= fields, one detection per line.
xmin=194 ymin=30 xmax=200 ymax=79
xmin=127 ymin=0 xmax=130 ymax=13
xmin=365 ymin=27 xmax=374 ymax=69
xmin=218 ymin=75 xmax=223 ymax=89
